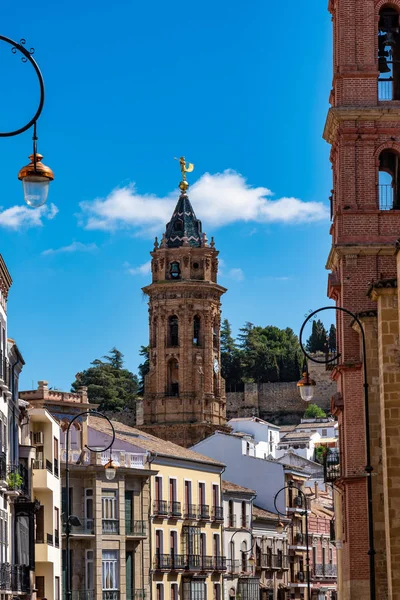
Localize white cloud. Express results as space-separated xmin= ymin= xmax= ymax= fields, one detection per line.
xmin=0 ymin=203 xmax=58 ymax=229
xmin=127 ymin=261 xmax=152 ymax=276
xmin=227 ymin=268 xmax=244 ymax=281
xmin=42 ymin=241 xmax=98 ymax=256
xmin=78 ymin=170 xmax=329 ymax=235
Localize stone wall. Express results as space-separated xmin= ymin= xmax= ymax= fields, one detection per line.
xmin=227 ymin=359 xmax=336 ymax=425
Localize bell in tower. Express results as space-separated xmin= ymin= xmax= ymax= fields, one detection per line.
xmin=137 ymin=158 xmax=229 ymax=448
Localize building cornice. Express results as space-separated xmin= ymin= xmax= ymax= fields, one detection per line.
xmin=142 ymin=280 xmax=227 ymax=296
xmin=367 ymin=278 xmax=398 ymax=301
xmin=0 ymin=255 xmax=12 ymax=300
xmin=324 ymin=106 xmax=400 ymax=145
xmin=326 ymin=243 xmax=397 ymax=270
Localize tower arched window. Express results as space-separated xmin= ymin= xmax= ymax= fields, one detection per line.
xmin=379 ymin=149 xmax=400 ymax=209
xmin=193 ymin=315 xmax=201 ymax=346
xmin=213 ymin=318 xmax=219 ymax=350
xmin=174 ymin=219 xmax=183 ymax=232
xmin=167 ymin=358 xmax=179 ymax=396
xmin=168 ymin=316 xmax=179 ymax=347
xmin=170 ymin=262 xmax=181 ymax=280
xmin=241 ymin=540 xmax=248 ymax=573
xmin=378 ymin=7 xmax=400 ymax=101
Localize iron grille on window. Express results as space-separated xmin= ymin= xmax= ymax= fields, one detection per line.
xmin=237 ymin=578 xmax=260 ymax=600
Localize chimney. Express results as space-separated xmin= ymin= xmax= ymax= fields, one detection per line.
xmin=37 ymin=380 xmax=49 ymax=392
xmin=314 ymin=481 xmax=319 ymax=499
xmin=78 ymin=386 xmax=88 ymax=403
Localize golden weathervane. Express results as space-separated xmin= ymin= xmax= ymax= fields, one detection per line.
xmin=174 ymin=156 xmax=194 ymax=192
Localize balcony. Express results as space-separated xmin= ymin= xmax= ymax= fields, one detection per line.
xmin=213 ymin=556 xmax=227 ymax=571
xmin=183 ymin=504 xmax=197 ymax=520
xmin=60 ymin=449 xmax=146 ymax=470
xmin=200 ymin=556 xmax=214 ymax=571
xmin=62 ymin=517 xmax=95 ymax=536
xmin=168 ymin=501 xmax=182 ymax=517
xmin=0 ymin=354 xmax=10 ymax=390
xmin=153 ymin=500 xmax=168 ymax=517
xmin=46 ymin=459 xmax=53 ymax=474
xmin=227 ymin=514 xmax=236 ymax=528
xmin=313 ymin=563 xmax=337 ymax=578
xmin=198 ymin=504 xmax=210 ymax=520
xmin=226 ymin=559 xmax=240 ymax=574
xmin=291 ymin=532 xmax=306 ymax=547
xmin=0 ymin=564 xmax=30 ymax=593
xmin=324 ymin=451 xmax=341 ymax=483
xmin=211 ymin=506 xmax=223 ymax=522
xmin=288 ymin=495 xmax=310 ymax=512
xmin=171 ymin=554 xmax=186 ymax=570
xmin=186 ymin=554 xmax=201 ymax=571
xmin=102 ymin=519 xmax=119 ymax=534
xmin=126 ymin=520 xmax=146 ymax=537
xmin=65 ymin=591 xmax=95 ymax=600
xmin=103 ymin=592 xmax=119 ymax=600
xmin=5 ymin=464 xmax=29 ymax=498
xmin=55 ymin=531 xmax=60 ymax=547
xmin=271 ymin=554 xmax=289 ymax=569
xmin=153 ymin=554 xmax=172 ymax=570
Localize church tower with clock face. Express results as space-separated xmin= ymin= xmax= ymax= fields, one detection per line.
xmin=138 ymin=158 xmax=228 ymax=447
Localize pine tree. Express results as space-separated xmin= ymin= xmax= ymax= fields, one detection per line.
xmin=328 ymin=324 xmax=337 ymax=353
xmin=306 ymin=319 xmax=328 ymax=353
xmin=138 ymin=346 xmax=150 ymax=395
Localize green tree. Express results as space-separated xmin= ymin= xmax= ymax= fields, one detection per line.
xmin=328 ymin=324 xmax=337 ymax=353
xmin=220 ymin=319 xmax=243 ymax=390
xmin=137 ymin=345 xmax=150 ymax=395
xmin=304 ymin=403 xmax=327 ymax=418
xmin=71 ymin=348 xmax=139 ymax=411
xmin=306 ymin=319 xmax=328 ymax=353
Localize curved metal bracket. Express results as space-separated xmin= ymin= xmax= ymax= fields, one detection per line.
xmin=0 ymin=35 xmax=45 ymax=137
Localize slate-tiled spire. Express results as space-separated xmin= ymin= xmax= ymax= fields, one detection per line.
xmin=165 ymin=192 xmax=202 ymax=248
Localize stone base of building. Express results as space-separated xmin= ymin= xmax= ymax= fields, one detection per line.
xmin=137 ymin=421 xmax=231 ymax=448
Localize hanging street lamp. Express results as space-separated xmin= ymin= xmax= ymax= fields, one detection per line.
xmin=0 ymin=35 xmax=54 ymax=207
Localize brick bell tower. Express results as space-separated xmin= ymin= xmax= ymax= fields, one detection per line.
xmin=325 ymin=2 xmax=400 ymax=599
xmin=137 ymin=158 xmax=228 ymax=447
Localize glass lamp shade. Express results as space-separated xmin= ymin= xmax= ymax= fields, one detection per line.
xmin=105 ymin=465 xmax=116 ymax=480
xmin=22 ymin=176 xmax=50 ymax=208
xmin=248 ymin=555 xmax=255 ymax=568
xmin=18 ymin=153 xmax=54 ymax=208
xmin=297 ymin=372 xmax=316 ymax=402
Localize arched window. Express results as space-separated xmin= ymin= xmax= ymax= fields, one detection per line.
xmin=241 ymin=540 xmax=248 ymax=573
xmin=228 ymin=499 xmax=234 ymax=527
xmin=213 ymin=318 xmax=219 ymax=350
xmin=152 ymin=317 xmax=157 ymax=348
xmin=378 ymin=7 xmax=400 ymax=101
xmin=379 ymin=149 xmax=400 ymax=209
xmin=168 ymin=316 xmax=179 ymax=347
xmin=167 ymin=359 xmax=179 ymax=396
xmin=174 ymin=219 xmax=184 ymax=232
xmin=241 ymin=501 xmax=247 ymax=528
xmin=170 ymin=262 xmax=181 ymax=280
xmin=193 ymin=315 xmax=201 ymax=346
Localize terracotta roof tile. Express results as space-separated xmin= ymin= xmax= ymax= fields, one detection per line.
xmin=222 ymin=480 xmax=256 ymax=494
xmin=253 ymin=505 xmax=279 ymax=521
xmin=89 ymin=416 xmax=225 ymax=467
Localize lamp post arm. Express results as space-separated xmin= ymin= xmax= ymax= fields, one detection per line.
xmin=0 ymin=35 xmax=45 ymax=137
xmin=299 ymin=305 xmax=375 ymax=600
xmin=64 ymin=410 xmax=115 ymax=600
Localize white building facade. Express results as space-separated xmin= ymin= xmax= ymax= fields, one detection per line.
xmin=228 ymin=418 xmax=280 ymax=460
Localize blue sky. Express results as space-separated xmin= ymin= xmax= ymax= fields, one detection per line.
xmin=0 ymin=1 xmax=333 ymax=391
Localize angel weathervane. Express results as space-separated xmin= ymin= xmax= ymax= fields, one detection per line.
xmin=175 ymin=156 xmax=194 ymax=192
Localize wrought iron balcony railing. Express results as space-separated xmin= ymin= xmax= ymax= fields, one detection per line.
xmin=153 ymin=554 xmax=172 ymax=570
xmin=198 ymin=504 xmax=210 ymax=520
xmin=126 ymin=520 xmax=146 ymax=536
xmin=183 ymin=504 xmax=197 ymax=520
xmin=63 ymin=590 xmax=95 ymax=600
xmin=211 ymin=506 xmax=223 ymax=522
xmin=213 ymin=556 xmax=227 ymax=571
xmin=153 ymin=500 xmax=168 ymax=517
xmin=241 ymin=515 xmax=250 ymax=529
xmin=313 ymin=563 xmax=337 ymax=578
xmin=168 ymin=501 xmax=182 ymax=517
xmin=102 ymin=592 xmax=119 ymax=600
xmin=226 ymin=559 xmax=240 ymax=573
xmin=324 ymin=451 xmax=341 ymax=483
xmin=0 ymin=564 xmax=30 ymax=593
xmin=62 ymin=517 xmax=95 ymax=535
